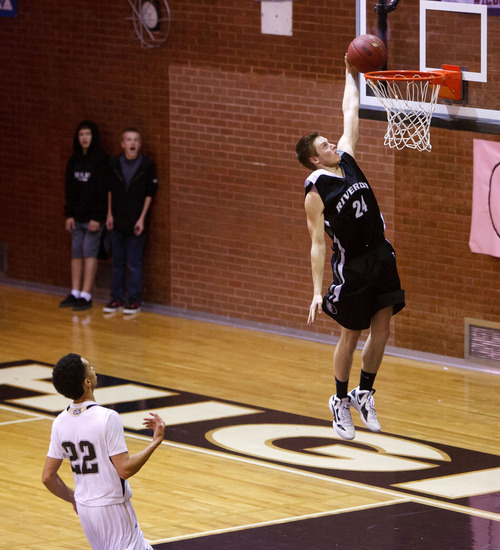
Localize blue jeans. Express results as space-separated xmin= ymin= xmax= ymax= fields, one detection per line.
xmin=110 ymin=230 xmax=146 ymax=304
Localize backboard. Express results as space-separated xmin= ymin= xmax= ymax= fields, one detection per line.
xmin=356 ymin=0 xmax=500 ymax=132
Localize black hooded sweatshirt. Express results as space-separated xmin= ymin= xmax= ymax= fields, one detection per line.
xmin=64 ymin=120 xmax=108 ymax=223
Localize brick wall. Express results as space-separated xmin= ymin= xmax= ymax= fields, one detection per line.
xmin=169 ymin=66 xmax=394 ymax=335
xmin=0 ymin=0 xmax=498 ymax=358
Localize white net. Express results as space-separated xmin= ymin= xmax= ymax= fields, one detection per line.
xmin=366 ymin=73 xmax=441 ymax=152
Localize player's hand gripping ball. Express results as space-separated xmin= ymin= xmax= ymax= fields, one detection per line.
xmin=347 ymin=34 xmax=387 ymax=74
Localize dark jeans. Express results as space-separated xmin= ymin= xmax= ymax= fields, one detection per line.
xmin=110 ymin=230 xmax=146 ymax=304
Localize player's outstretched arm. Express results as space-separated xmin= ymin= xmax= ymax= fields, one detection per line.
xmin=111 ymin=413 xmax=165 ymax=480
xmin=337 ymin=55 xmax=359 ymax=158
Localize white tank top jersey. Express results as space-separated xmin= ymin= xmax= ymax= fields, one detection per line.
xmin=47 ymin=401 xmax=132 ymax=506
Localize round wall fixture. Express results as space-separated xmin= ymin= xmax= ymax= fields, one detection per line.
xmin=127 ymin=0 xmax=171 ymax=48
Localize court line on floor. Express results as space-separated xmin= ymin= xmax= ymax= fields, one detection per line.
xmin=3 ymin=404 xmax=500 ymax=531
xmin=0 ymin=404 xmax=47 ymax=424
xmin=156 ymin=439 xmax=500 ymax=522
xmin=148 ymin=499 xmax=407 ymax=544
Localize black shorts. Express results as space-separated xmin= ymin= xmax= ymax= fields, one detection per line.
xmin=322 ymin=239 xmax=405 ymax=331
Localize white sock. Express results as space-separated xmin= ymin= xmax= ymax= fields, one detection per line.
xmin=80 ymin=292 xmax=91 ymax=302
xmin=71 ymin=289 xmax=81 ymax=298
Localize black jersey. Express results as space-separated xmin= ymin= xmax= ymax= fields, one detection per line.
xmin=304 ymin=152 xmax=385 ymax=256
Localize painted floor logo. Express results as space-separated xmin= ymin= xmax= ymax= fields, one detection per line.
xmin=1 ymin=360 xmax=500 ymax=515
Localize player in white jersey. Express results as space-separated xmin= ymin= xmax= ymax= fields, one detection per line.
xmin=42 ymin=353 xmax=165 ymax=549
xmin=295 ymin=55 xmax=405 ymax=441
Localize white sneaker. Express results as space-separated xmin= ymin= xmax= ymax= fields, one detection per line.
xmin=328 ymin=395 xmax=355 ymax=440
xmin=349 ymin=387 xmax=381 ymax=432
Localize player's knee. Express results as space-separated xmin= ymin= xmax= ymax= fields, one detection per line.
xmin=371 ymin=323 xmax=391 ymax=345
xmin=339 ymin=329 xmax=362 ymax=353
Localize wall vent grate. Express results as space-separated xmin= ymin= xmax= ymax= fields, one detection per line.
xmin=465 ymin=318 xmax=500 ymax=366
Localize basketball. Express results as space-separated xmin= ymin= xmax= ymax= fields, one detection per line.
xmin=347 ymin=34 xmax=387 ymax=74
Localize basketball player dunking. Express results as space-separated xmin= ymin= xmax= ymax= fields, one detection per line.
xmin=295 ymin=55 xmax=405 ymax=440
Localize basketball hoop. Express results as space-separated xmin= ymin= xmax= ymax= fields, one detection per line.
xmin=364 ymin=66 xmax=462 ymax=152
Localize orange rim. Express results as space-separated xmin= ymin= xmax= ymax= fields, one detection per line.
xmin=364 ymin=70 xmax=445 ymax=84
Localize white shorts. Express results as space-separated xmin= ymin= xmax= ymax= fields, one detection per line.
xmin=77 ymin=499 xmax=153 ymax=550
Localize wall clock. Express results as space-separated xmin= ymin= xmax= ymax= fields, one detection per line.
xmin=126 ymin=0 xmax=171 ymax=48
xmin=141 ymin=1 xmax=160 ymax=31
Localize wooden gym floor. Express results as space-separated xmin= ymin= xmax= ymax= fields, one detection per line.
xmin=1 ymin=283 xmax=499 ymax=549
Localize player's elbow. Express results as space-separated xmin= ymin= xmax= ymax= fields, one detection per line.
xmin=42 ymin=472 xmax=54 ymax=487
xmin=111 ymin=459 xmax=136 ymax=480
xmin=117 ymin=469 xmax=133 ymax=480
xmin=311 ymin=240 xmax=325 ymax=259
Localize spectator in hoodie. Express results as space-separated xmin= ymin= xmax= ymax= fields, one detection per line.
xmin=59 ymin=120 xmax=108 ymax=311
xmin=103 ymin=128 xmax=158 ymax=315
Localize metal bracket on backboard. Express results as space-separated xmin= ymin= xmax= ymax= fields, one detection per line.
xmin=436 ymin=65 xmax=462 ymax=101
xmin=374 ymin=0 xmax=401 ymax=15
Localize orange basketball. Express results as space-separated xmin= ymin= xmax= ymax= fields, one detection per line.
xmin=347 ymin=34 xmax=387 ymax=74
